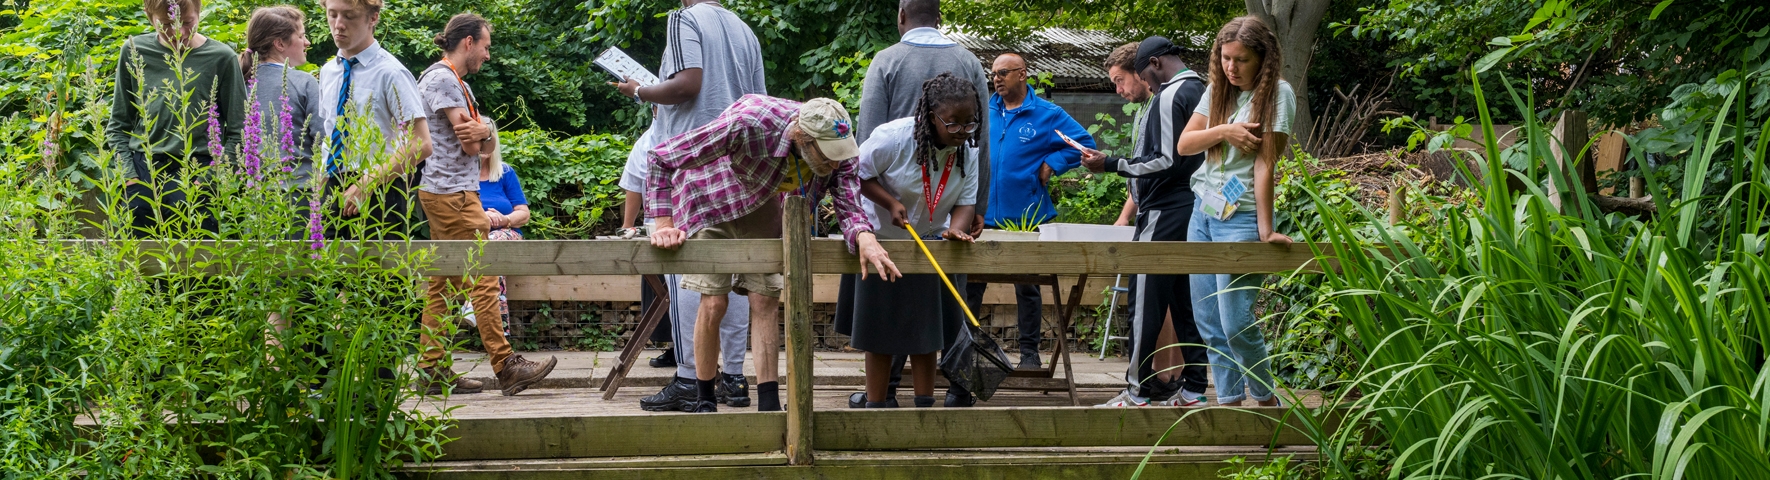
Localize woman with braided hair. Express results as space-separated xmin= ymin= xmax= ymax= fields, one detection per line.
xmin=839 ymin=72 xmax=982 ymax=408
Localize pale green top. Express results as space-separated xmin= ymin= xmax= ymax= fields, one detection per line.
xmin=1190 ymin=80 xmax=1295 ymax=211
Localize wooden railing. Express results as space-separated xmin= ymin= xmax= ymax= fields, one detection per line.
xmin=105 ymin=195 xmax=1332 ymax=466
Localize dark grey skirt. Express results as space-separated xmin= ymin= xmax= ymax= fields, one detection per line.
xmin=836 ymin=273 xmax=965 ymax=356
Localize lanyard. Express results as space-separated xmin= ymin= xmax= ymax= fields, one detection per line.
xmin=441 ymin=58 xmax=479 ymax=119
xmin=920 ymin=150 xmax=957 ymax=219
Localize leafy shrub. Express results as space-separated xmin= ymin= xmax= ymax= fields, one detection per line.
xmin=496 ymin=128 xmax=632 ymax=239
xmin=1 ymin=47 xmax=456 ymax=477
xmin=1047 ymin=103 xmax=1140 ymax=226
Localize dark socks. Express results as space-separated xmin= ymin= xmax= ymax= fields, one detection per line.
xmin=914 ymin=395 xmax=935 ymax=408
xmin=757 ymin=381 xmax=780 ymax=411
xmin=696 ymin=378 xmax=716 ymax=402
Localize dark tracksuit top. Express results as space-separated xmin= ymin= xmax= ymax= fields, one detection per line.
xmin=1102 ymin=68 xmax=1212 ymax=398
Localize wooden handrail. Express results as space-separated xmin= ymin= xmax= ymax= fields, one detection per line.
xmin=72 ymin=238 xmax=1331 ymax=276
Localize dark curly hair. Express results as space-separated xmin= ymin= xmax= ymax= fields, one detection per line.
xmin=911 ymin=72 xmax=981 ymax=178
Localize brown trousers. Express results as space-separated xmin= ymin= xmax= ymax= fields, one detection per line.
xmin=417 ymin=190 xmax=512 ymax=373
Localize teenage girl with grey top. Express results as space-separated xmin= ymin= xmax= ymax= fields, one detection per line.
xmin=239 ymin=5 xmax=323 ymax=190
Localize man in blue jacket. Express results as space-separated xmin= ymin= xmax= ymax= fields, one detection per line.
xmin=970 ymin=52 xmax=1095 ymax=370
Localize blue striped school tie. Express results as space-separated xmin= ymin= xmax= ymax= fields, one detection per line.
xmin=324 ymin=56 xmax=361 ymax=176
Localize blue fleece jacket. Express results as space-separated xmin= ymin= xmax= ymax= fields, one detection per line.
xmin=986 ymin=87 xmax=1096 ymax=227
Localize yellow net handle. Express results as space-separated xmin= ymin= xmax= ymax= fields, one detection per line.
xmin=903 ymin=225 xmax=981 ymax=328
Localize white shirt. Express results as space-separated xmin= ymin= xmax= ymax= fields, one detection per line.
xmin=620 ymin=124 xmax=659 ymax=193
xmin=317 ymin=41 xmax=426 ymax=171
xmin=855 ymin=117 xmax=979 ymax=240
xmin=902 ymin=27 xmax=957 ymax=47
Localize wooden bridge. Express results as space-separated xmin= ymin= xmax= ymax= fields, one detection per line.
xmin=121 ymin=196 xmax=1341 ymax=478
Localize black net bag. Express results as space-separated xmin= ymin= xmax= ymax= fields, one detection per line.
xmin=939 ymin=321 xmax=1014 ymax=401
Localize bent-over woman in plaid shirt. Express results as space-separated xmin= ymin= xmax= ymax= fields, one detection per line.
xmin=647 ymin=94 xmax=903 ymax=413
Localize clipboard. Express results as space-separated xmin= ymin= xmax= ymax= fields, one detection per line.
xmin=595 ymin=47 xmax=660 ymax=87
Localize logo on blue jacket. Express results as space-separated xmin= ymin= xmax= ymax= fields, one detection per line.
xmin=1015 ymin=122 xmax=1037 ymax=143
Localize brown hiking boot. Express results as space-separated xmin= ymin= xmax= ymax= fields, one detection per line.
xmin=495 ymin=355 xmax=558 ymax=396
xmin=420 ymin=366 xmax=483 ymax=395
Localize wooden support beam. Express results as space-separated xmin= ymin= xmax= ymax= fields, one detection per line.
xmin=781 ymin=196 xmax=816 ymax=466
xmin=812 ymin=406 xmax=1338 ymax=450
xmin=428 ymin=407 xmax=1342 ymax=462
xmin=810 ymin=240 xmax=1329 ymax=275
xmin=439 ymin=414 xmax=787 ymax=460
xmin=401 ymin=456 xmax=1279 ymax=480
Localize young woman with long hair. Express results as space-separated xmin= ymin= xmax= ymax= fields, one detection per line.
xmin=1175 ymin=15 xmax=1296 ymax=407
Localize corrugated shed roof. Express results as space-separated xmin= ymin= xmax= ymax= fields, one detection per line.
xmin=947 ymin=27 xmax=1209 ymax=92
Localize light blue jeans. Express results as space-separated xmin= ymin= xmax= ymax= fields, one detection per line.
xmin=1187 ymin=204 xmax=1274 ymax=404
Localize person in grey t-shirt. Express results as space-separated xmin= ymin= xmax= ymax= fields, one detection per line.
xmin=613 ymin=0 xmax=767 ymax=140
xmin=241 ymin=5 xmax=325 ymax=190
xmin=613 ymin=0 xmax=773 ymax=413
xmin=414 ymin=12 xmax=560 ymax=396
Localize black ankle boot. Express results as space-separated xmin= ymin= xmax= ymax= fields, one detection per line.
xmin=914 ymin=395 xmax=935 ymax=408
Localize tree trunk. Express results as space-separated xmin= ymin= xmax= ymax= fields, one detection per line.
xmin=1246 ymin=0 xmax=1330 ymax=148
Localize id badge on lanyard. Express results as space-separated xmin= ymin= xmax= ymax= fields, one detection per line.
xmin=1202 ymin=174 xmax=1246 ymax=220
xmin=917 ymin=151 xmax=957 ymax=229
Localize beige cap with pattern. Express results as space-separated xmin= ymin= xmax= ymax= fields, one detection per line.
xmin=795 ymin=98 xmax=859 ymax=161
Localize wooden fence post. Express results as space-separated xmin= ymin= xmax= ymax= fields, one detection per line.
xmin=1548 ymin=110 xmax=1590 ymax=214
xmin=781 ymin=195 xmax=815 ymax=465
xmin=1387 ymin=184 xmax=1408 ymax=225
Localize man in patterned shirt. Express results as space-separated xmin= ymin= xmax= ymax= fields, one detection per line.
xmin=648 ymin=94 xmax=900 ymax=413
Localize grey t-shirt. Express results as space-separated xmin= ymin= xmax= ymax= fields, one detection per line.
xmin=252 ymin=63 xmax=324 ymax=189
xmin=653 ymin=3 xmax=767 ymax=140
xmin=418 ymin=62 xmax=480 ymax=194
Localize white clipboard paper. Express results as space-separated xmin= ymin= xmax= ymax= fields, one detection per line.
xmin=595 ymin=47 xmax=660 ymax=87
xmin=1055 ymin=129 xmax=1085 ymax=152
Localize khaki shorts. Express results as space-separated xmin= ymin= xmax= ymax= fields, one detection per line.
xmin=680 ymin=200 xmax=784 ymax=297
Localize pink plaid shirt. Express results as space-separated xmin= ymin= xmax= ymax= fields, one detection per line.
xmin=646 ymin=94 xmax=872 ymax=248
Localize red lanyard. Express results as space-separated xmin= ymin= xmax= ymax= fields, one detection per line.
xmin=920 ymin=150 xmax=957 ymax=219
xmin=441 ymin=58 xmax=479 ymax=119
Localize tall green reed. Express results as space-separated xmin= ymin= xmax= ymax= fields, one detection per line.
xmin=1280 ymin=64 xmax=1769 ymax=479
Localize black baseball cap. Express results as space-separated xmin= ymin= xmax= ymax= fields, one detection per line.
xmin=1133 ymin=36 xmax=1184 ymax=72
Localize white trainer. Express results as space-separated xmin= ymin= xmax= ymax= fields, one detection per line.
xmin=1095 ymin=390 xmax=1149 ymax=407
xmin=1151 ymin=390 xmax=1208 ymax=407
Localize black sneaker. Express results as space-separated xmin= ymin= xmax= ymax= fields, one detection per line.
xmin=848 ymin=392 xmax=898 ymax=408
xmin=717 ymin=372 xmax=750 ymax=408
xmin=1016 ymin=350 xmax=1042 ymax=370
xmin=944 ymin=390 xmax=977 ymax=407
xmin=640 ymin=376 xmax=699 ymax=412
xmin=690 ymin=399 xmax=718 ymax=413
xmin=648 ymin=348 xmax=676 ymax=368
